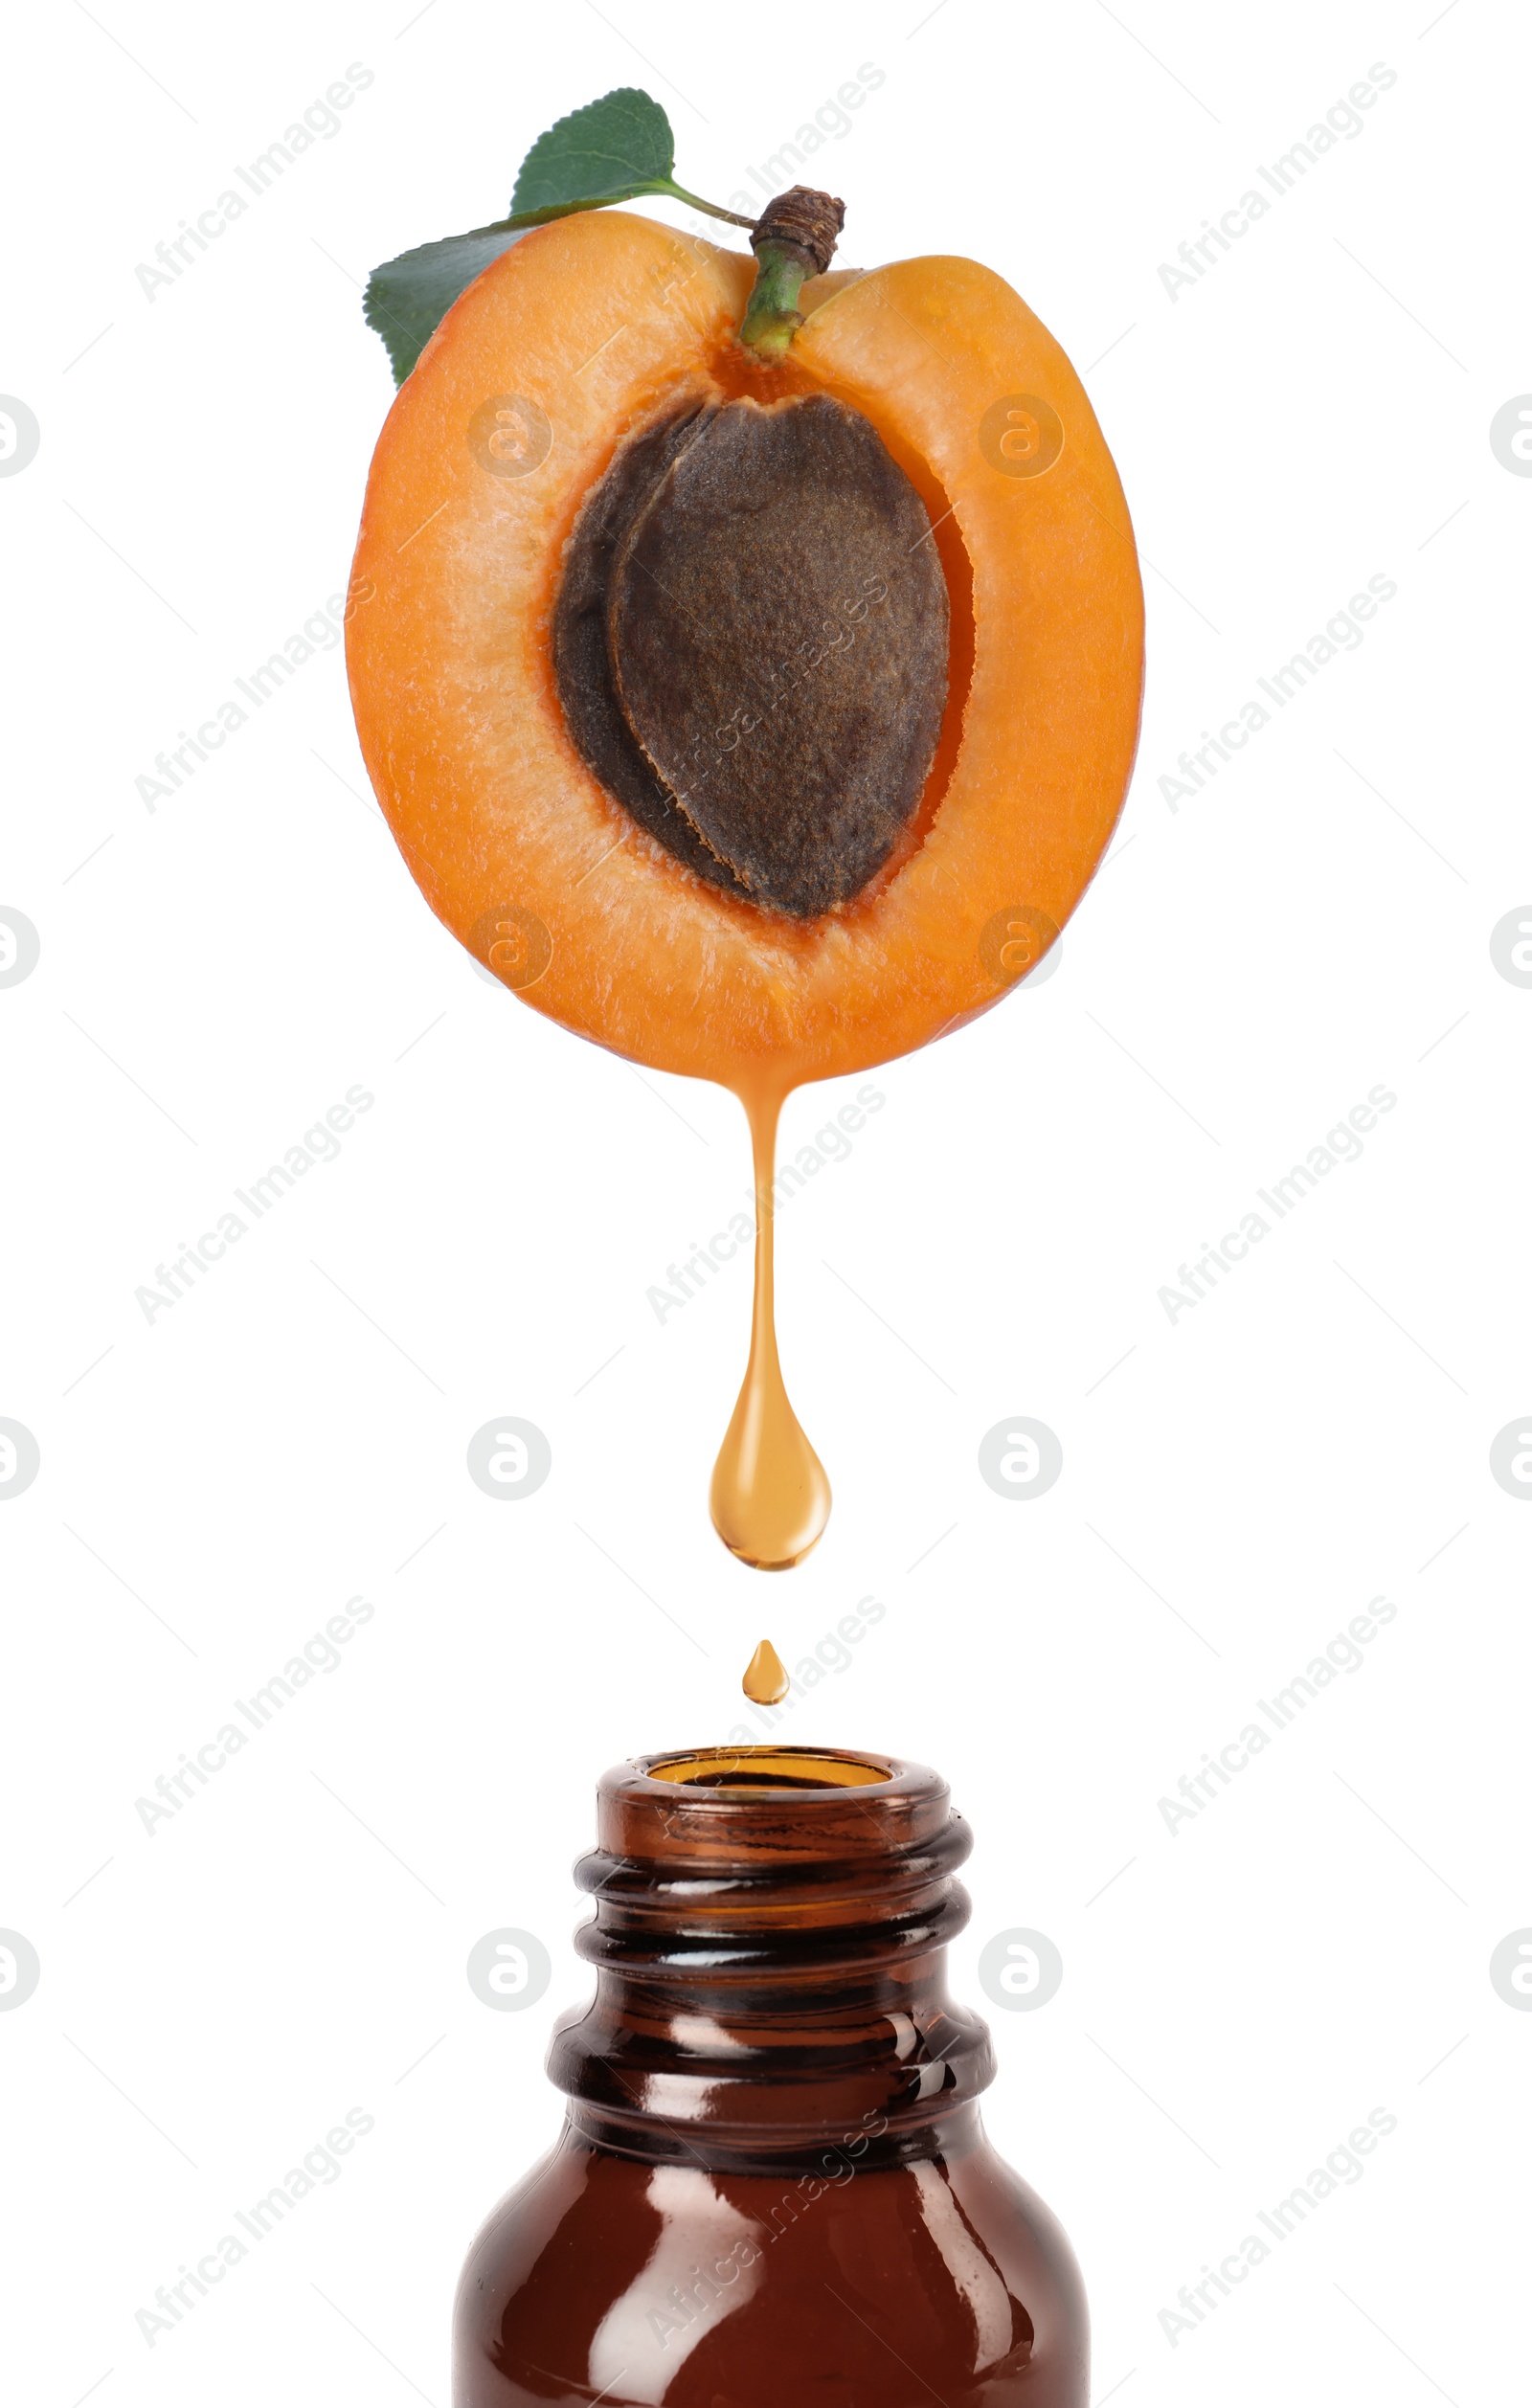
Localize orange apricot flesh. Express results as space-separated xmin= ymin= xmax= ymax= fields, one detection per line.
xmin=347 ymin=212 xmax=1143 ymax=1088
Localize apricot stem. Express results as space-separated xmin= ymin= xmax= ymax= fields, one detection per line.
xmin=740 ymin=239 xmax=811 ymax=357
xmin=739 ymin=186 xmax=846 ymax=359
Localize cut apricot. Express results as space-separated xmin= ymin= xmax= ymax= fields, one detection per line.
xmin=346 ymin=210 xmax=1143 ymax=1089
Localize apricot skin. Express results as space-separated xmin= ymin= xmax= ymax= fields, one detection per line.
xmin=347 ymin=212 xmax=1143 ymax=1088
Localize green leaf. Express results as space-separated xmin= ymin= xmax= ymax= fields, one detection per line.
xmin=364 ymin=224 xmax=529 ymax=385
xmin=510 ymin=86 xmax=674 ymax=214
xmin=363 ymin=88 xmax=755 ymax=385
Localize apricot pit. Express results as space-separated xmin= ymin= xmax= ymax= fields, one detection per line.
xmin=557 ymin=390 xmax=949 ymax=917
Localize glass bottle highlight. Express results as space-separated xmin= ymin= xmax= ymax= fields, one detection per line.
xmin=455 ymin=1746 xmax=1088 ymax=2404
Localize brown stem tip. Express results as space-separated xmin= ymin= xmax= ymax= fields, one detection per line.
xmin=750 ymin=185 xmax=846 ymax=277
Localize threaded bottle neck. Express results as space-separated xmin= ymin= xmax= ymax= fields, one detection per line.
xmin=546 ymin=1748 xmax=994 ymax=2161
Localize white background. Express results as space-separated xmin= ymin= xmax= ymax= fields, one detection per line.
xmin=3 ymin=2 xmax=1528 ymax=2403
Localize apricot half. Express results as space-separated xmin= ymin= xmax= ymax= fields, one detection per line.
xmin=347 ymin=210 xmax=1143 ymax=1087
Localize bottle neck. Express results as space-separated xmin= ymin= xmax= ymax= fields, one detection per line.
xmin=546 ymin=1748 xmax=995 ymax=2165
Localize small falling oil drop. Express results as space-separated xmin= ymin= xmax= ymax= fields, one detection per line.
xmin=742 ymin=1638 xmax=790 ymax=1706
xmin=710 ymin=1076 xmax=832 ymax=1570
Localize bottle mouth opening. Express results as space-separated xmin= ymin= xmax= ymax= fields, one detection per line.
xmin=647 ymin=1746 xmax=892 ymax=1792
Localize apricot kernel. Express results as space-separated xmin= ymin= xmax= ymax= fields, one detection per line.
xmin=555 ymin=390 xmax=949 ymax=919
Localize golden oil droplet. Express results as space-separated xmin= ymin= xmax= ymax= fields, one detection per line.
xmin=742 ymin=1638 xmax=790 ymax=1705
xmin=710 ymin=1076 xmax=832 ymax=1570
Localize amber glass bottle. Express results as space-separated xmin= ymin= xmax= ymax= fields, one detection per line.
xmin=455 ymin=1747 xmax=1087 ymax=2405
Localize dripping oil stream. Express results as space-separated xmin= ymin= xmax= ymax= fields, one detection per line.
xmin=710 ymin=1078 xmax=831 ymax=1569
